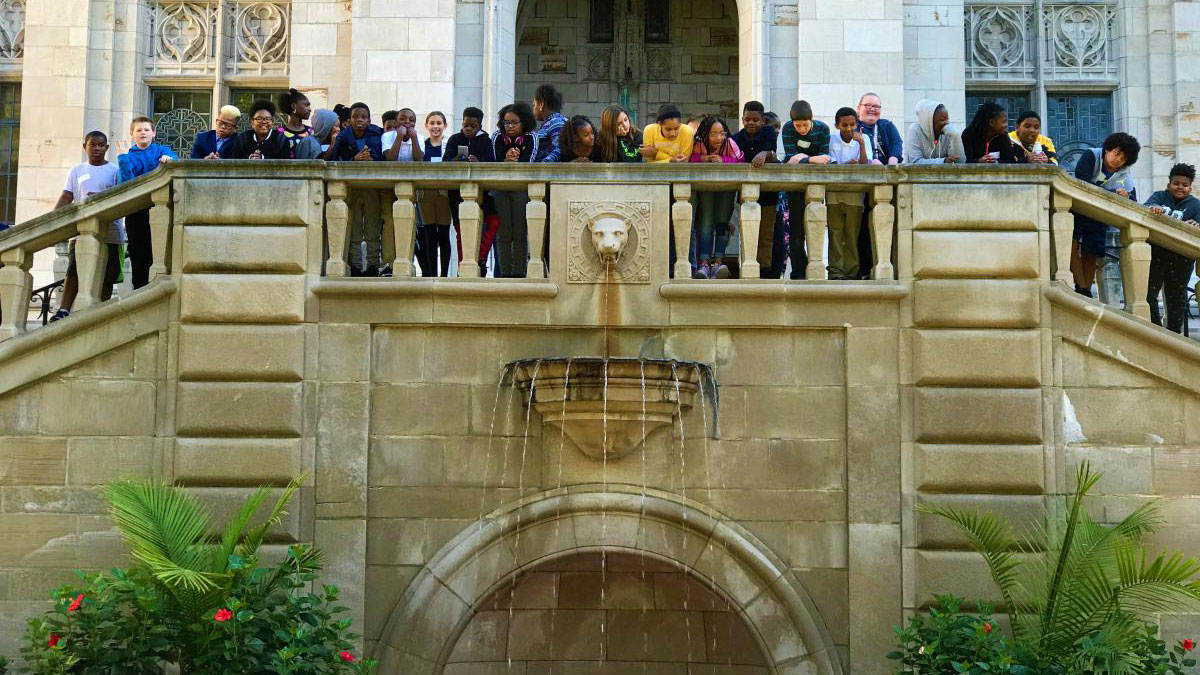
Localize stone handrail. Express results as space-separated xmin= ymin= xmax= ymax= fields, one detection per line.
xmin=0 ymin=169 xmax=175 ymax=339
xmin=5 ymin=161 xmax=1199 ymax=342
xmin=1050 ymin=172 xmax=1200 ymax=321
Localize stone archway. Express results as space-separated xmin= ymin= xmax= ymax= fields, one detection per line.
xmin=372 ymin=486 xmax=843 ymax=675
xmin=454 ymin=0 xmax=770 ymax=125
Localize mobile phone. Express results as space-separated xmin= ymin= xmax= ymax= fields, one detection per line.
xmin=457 ymin=145 xmax=469 ymax=160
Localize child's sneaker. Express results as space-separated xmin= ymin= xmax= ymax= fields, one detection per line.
xmin=50 ymin=309 xmax=70 ymax=322
xmin=713 ymin=264 xmax=731 ymax=279
xmin=692 ymin=263 xmax=709 ymax=280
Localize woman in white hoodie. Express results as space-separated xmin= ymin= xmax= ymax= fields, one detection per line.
xmin=904 ymin=99 xmax=965 ymax=165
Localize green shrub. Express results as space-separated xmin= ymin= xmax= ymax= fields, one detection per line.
xmin=887 ymin=595 xmax=1032 ymax=674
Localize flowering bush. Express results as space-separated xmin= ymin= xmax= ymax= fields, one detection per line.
xmin=887 ymin=595 xmax=1031 ymax=674
xmin=16 ymin=547 xmax=374 ymax=675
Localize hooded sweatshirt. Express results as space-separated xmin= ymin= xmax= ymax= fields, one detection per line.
xmin=1144 ymin=189 xmax=1200 ymax=224
xmin=904 ymin=99 xmax=965 ymax=165
xmin=297 ymin=109 xmax=339 ymax=159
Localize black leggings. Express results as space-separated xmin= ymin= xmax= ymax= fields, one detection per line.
xmin=126 ymin=209 xmax=152 ymax=289
xmin=1147 ymin=244 xmax=1195 ymax=334
xmin=419 ymin=225 xmax=452 ymax=277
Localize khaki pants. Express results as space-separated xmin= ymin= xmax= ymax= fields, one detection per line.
xmin=755 ymin=203 xmax=778 ymax=272
xmin=349 ymin=189 xmax=383 ymax=273
xmin=827 ymin=192 xmax=864 ymax=279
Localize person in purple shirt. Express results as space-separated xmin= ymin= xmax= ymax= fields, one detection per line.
xmin=117 ymin=115 xmax=176 ymax=289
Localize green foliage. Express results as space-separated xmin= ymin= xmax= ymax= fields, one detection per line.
xmin=887 ymin=595 xmax=1031 ymax=674
xmin=915 ymin=462 xmax=1200 ymax=673
xmin=12 ymin=478 xmax=375 ymax=674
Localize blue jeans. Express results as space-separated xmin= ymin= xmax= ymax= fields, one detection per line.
xmin=693 ymin=190 xmax=736 ymax=263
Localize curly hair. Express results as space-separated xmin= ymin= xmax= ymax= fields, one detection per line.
xmin=497 ymin=101 xmax=537 ymax=135
xmin=695 ymin=116 xmax=731 ymax=155
xmin=559 ymin=115 xmax=596 ymax=160
xmin=1102 ymin=132 xmax=1141 ymax=167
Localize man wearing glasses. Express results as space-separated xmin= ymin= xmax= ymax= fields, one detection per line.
xmin=190 ymin=105 xmax=241 ymax=159
xmin=855 ymin=93 xmax=903 ymax=166
xmin=228 ymin=100 xmax=291 ymax=160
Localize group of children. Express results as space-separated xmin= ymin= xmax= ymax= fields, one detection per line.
xmin=48 ymin=85 xmax=1200 ymax=335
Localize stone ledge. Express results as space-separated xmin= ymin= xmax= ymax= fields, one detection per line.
xmin=312 ymin=278 xmax=559 ymax=298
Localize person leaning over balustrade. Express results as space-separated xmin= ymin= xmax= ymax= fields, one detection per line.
xmin=293 ymin=108 xmax=338 ymax=160
xmin=190 ymin=105 xmax=240 ymax=159
xmin=1009 ymin=110 xmax=1057 ymax=165
xmin=856 ymin=93 xmax=903 ymax=166
xmin=1070 ymin=131 xmax=1140 ymax=298
xmin=228 ymin=100 xmax=291 ymax=160
xmin=904 ymin=99 xmax=964 ymax=165
xmin=50 ymin=131 xmax=125 ymax=321
xmin=962 ymin=102 xmax=1022 ymax=164
xmin=1144 ymin=163 xmax=1200 ymax=333
xmin=532 ymin=84 xmax=567 ymax=163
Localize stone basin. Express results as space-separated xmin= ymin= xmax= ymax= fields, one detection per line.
xmin=510 ymin=358 xmax=706 ymax=460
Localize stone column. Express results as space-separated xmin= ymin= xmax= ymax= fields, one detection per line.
xmin=1172 ymin=2 xmax=1200 ymax=173
xmin=796 ymin=0 xmax=904 ymax=124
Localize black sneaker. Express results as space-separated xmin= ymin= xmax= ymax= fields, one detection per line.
xmin=378 ymin=264 xmax=393 ymax=277
xmin=1074 ymin=284 xmax=1094 ymax=298
xmin=50 ymin=309 xmax=69 ymax=322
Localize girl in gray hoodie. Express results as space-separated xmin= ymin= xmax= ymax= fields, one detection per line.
xmin=904 ymin=99 xmax=965 ymax=165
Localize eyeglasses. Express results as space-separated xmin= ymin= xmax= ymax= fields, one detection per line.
xmin=502 ymin=119 xmax=522 ymax=127
xmin=861 ymin=105 xmax=882 ymax=111
xmin=252 ymin=116 xmax=273 ymax=123
xmin=216 ymin=119 xmax=236 ymax=129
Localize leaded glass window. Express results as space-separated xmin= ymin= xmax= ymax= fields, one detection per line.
xmin=151 ymin=88 xmax=211 ymax=157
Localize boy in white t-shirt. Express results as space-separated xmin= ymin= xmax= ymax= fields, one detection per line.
xmin=827 ymin=107 xmax=871 ymax=279
xmin=51 ymin=131 xmax=124 ymax=320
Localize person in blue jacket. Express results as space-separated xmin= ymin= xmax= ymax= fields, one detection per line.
xmin=189 ymin=105 xmax=240 ymax=159
xmin=330 ymin=101 xmax=385 ymax=162
xmin=329 ymin=102 xmax=386 ymax=274
xmin=1144 ymin=163 xmax=1200 ymax=333
xmin=117 ymin=115 xmax=176 ymax=289
xmin=854 ymin=92 xmax=904 ymax=278
xmin=1070 ymin=132 xmax=1140 ymax=297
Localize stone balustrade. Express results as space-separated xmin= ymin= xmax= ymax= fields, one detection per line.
xmin=0 ymin=161 xmax=1197 ymax=337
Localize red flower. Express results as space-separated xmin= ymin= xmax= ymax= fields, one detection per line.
xmin=983 ymin=622 xmax=993 ymax=634
xmin=339 ymin=651 xmax=355 ymax=663
xmin=1183 ymin=638 xmax=1196 ymax=652
xmin=213 ymin=608 xmax=233 ymax=622
xmin=48 ymin=633 xmax=61 ymax=648
xmin=68 ymin=593 xmax=83 ymax=612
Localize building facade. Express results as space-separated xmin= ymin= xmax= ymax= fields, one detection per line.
xmin=5 ymin=0 xmax=1200 ymax=230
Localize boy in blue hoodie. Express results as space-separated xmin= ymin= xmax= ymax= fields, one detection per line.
xmin=117 ymin=116 xmax=176 ymax=289
xmin=1144 ymin=163 xmax=1200 ymax=333
xmin=330 ymin=103 xmax=386 ymax=274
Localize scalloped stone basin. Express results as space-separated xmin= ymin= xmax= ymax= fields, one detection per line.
xmin=511 ymin=358 xmax=704 ymax=460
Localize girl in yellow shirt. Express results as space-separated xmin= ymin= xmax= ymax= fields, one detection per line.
xmin=640 ymin=104 xmax=695 ymax=162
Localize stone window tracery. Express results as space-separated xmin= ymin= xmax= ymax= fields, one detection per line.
xmin=0 ymin=0 xmax=25 ymax=61
xmin=145 ymin=0 xmax=290 ymax=78
xmin=965 ymin=1 xmax=1116 ymax=83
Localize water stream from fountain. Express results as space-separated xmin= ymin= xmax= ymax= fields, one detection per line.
xmin=546 ymin=358 xmax=571 ymax=675
xmin=670 ymin=362 xmax=695 ymax=662
xmin=506 ymin=358 xmax=541 ymax=667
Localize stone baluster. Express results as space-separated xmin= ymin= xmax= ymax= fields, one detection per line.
xmin=526 ymin=183 xmax=548 ymax=279
xmin=73 ymin=216 xmax=107 ymax=310
xmin=325 ymin=181 xmax=350 ymax=277
xmin=1050 ymin=192 xmax=1074 ymax=285
xmin=52 ymin=241 xmax=70 ymax=282
xmin=149 ymin=185 xmax=172 ymax=282
xmin=457 ymin=183 xmax=483 ymax=278
xmin=739 ymin=183 xmax=762 ymax=279
xmin=870 ymin=185 xmax=895 ymax=280
xmin=0 ymin=247 xmax=33 ymax=340
xmin=379 ymin=191 xmax=396 ymax=272
xmin=1120 ymin=223 xmax=1152 ymax=321
xmin=804 ymin=184 xmax=827 ymax=280
xmin=672 ymin=184 xmax=694 ymax=280
xmin=392 ymin=182 xmax=417 ymax=277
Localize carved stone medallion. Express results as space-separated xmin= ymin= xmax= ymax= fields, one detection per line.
xmin=567 ymin=201 xmax=651 ymax=284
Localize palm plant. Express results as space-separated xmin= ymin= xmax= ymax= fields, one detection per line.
xmin=102 ymin=476 xmax=315 ymax=622
xmin=918 ymin=462 xmax=1200 ymax=673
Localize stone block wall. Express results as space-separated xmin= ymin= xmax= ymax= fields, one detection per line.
xmin=0 ymin=335 xmax=161 ymax=654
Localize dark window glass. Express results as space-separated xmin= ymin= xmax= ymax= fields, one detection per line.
xmin=590 ymin=0 xmax=614 ymax=43
xmin=1046 ymin=93 xmax=1113 ymax=172
xmin=0 ymin=83 xmax=18 ymax=229
xmin=230 ymin=89 xmax=288 ymax=133
xmin=151 ymin=89 xmax=212 ymax=157
xmin=645 ymin=0 xmax=670 ymax=44
xmin=965 ymin=92 xmax=1032 ymax=132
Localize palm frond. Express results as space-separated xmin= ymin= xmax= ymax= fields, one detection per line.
xmin=235 ymin=475 xmax=306 ymax=559
xmin=103 ymin=481 xmax=219 ymax=593
xmin=219 ymin=485 xmax=272 ymax=560
xmin=916 ymin=501 xmax=1031 ymax=628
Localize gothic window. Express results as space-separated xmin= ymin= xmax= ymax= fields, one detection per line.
xmin=152 ymin=88 xmax=211 ymax=157
xmin=589 ymin=0 xmax=614 ymax=44
xmin=965 ymin=93 xmax=1033 ymax=129
xmin=964 ymin=1 xmax=1114 ymax=162
xmin=644 ymin=0 xmax=669 ymax=44
xmin=231 ymin=88 xmax=287 ymax=132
